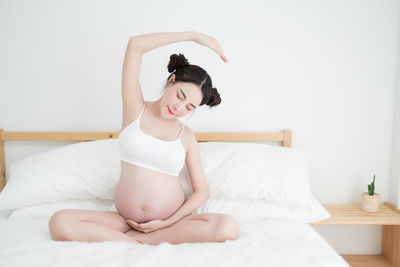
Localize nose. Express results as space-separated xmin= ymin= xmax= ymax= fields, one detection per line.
xmin=173 ymin=102 xmax=185 ymax=114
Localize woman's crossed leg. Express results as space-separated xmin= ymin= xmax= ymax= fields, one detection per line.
xmin=48 ymin=209 xmax=138 ymax=243
xmin=48 ymin=209 xmax=239 ymax=245
xmin=126 ymin=212 xmax=240 ymax=245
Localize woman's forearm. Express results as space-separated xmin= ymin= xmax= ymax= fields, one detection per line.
xmin=165 ymin=191 xmax=208 ymax=225
xmin=129 ymin=31 xmax=197 ymax=54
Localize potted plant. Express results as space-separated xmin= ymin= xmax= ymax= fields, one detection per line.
xmin=361 ymin=174 xmax=381 ymax=212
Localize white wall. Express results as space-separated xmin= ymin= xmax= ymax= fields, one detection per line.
xmin=1 ymin=0 xmax=399 ymax=254
xmin=390 ymin=12 xmax=400 ymax=210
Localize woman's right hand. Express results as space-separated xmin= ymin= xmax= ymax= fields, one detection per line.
xmin=193 ymin=32 xmax=229 ymax=63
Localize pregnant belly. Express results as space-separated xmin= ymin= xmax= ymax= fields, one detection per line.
xmin=114 ymin=161 xmax=186 ymax=223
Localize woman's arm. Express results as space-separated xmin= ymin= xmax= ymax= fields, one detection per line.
xmin=165 ymin=191 xmax=208 ymax=225
xmin=125 ymin=191 xmax=206 ymax=233
xmin=129 ymin=31 xmax=197 ymax=54
xmin=130 ymin=31 xmax=228 ymax=62
xmin=121 ymin=31 xmax=197 ymax=126
xmin=125 ymin=130 xmax=209 ymax=233
xmin=164 ymin=129 xmax=209 ymax=225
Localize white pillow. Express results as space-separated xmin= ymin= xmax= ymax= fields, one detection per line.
xmin=195 ymin=197 xmax=299 ymax=221
xmin=182 ymin=142 xmax=330 ymax=223
xmin=7 ymin=199 xmax=113 ymax=220
xmin=198 ymin=142 xmax=314 ymax=204
xmin=0 ymin=139 xmax=120 ymax=210
xmin=0 ymin=139 xmax=329 ymax=223
xmin=195 ymin=197 xmax=330 ymax=223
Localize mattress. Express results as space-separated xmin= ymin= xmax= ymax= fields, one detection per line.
xmin=0 ymin=199 xmax=349 ymax=267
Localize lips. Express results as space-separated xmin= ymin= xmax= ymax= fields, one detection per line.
xmin=167 ymin=106 xmax=175 ymax=115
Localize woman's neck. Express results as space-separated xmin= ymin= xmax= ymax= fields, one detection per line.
xmin=148 ymin=99 xmax=178 ymax=124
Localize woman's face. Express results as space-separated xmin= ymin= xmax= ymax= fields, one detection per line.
xmin=162 ymin=74 xmax=203 ymax=119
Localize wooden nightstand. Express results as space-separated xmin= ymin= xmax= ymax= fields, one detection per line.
xmin=310 ymin=202 xmax=400 ymax=267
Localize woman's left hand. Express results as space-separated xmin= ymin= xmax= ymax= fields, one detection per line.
xmin=126 ymin=219 xmax=170 ymax=233
xmin=193 ymin=32 xmax=229 ymax=63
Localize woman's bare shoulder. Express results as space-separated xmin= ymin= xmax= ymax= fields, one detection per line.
xmin=180 ymin=125 xmax=197 ymax=151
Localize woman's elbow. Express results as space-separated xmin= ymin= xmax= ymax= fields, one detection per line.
xmin=201 ymin=190 xmax=209 ymax=202
xmin=127 ymin=37 xmax=141 ymax=51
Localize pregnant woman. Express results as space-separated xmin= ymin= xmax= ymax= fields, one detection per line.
xmin=48 ymin=31 xmax=239 ymax=245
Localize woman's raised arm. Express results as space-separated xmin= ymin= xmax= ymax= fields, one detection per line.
xmin=130 ymin=31 xmax=228 ymax=62
xmin=120 ymin=31 xmax=228 ymax=130
xmin=129 ymin=31 xmax=196 ymax=54
xmin=120 ymin=32 xmax=197 ymax=130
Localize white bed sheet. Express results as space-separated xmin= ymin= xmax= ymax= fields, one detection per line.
xmin=0 ymin=200 xmax=350 ymax=267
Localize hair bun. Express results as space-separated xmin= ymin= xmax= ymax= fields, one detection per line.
xmin=206 ymin=87 xmax=221 ymax=107
xmin=167 ymin=53 xmax=190 ymax=73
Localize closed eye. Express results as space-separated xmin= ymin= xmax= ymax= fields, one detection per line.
xmin=177 ymin=93 xmax=192 ymax=111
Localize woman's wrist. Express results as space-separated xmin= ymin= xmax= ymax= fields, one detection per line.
xmin=164 ymin=216 xmax=178 ymax=226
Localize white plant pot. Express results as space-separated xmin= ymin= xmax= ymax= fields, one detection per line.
xmin=361 ymin=192 xmax=381 ymax=212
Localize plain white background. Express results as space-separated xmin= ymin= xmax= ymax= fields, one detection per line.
xmin=1 ymin=0 xmax=399 ymax=254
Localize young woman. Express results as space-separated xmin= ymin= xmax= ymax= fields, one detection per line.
xmin=48 ymin=31 xmax=239 ymax=245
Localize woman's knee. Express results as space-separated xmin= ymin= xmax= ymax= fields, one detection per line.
xmin=48 ymin=209 xmax=77 ymax=241
xmin=213 ymin=214 xmax=240 ymax=242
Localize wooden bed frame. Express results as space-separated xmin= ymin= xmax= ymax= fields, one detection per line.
xmin=0 ymin=128 xmax=292 ymax=193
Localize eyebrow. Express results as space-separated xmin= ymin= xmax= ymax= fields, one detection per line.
xmin=180 ymin=89 xmax=197 ymax=109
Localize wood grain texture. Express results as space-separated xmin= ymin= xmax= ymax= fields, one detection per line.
xmin=311 ymin=202 xmax=400 ymax=267
xmin=312 ymin=202 xmax=400 ymax=225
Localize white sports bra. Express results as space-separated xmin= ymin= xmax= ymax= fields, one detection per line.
xmin=118 ymin=101 xmax=187 ymax=176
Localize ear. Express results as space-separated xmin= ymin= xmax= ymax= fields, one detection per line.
xmin=168 ymin=74 xmax=175 ymax=83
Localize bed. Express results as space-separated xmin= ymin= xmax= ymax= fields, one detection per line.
xmin=0 ymin=129 xmax=350 ymax=267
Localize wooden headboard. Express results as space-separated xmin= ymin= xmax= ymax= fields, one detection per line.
xmin=0 ymin=129 xmax=292 ymax=192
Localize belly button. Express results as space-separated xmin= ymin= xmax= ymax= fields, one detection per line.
xmin=140 ymin=206 xmax=148 ymax=212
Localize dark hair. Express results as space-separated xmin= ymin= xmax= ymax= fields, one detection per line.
xmin=164 ymin=53 xmax=221 ymax=107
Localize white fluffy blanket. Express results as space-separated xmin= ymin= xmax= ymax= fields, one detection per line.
xmin=0 ymin=216 xmax=349 ymax=267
